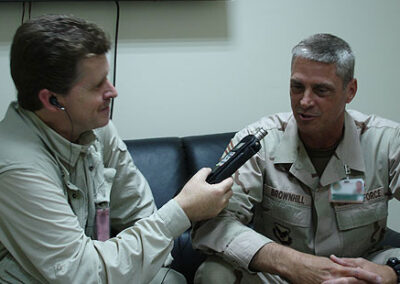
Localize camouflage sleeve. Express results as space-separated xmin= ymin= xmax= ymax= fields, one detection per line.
xmin=192 ymin=125 xmax=273 ymax=271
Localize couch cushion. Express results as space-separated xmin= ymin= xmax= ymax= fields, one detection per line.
xmin=124 ymin=137 xmax=189 ymax=208
xmin=124 ymin=133 xmax=235 ymax=284
xmin=380 ymin=228 xmax=400 ymax=248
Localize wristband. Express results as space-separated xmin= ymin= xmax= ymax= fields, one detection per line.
xmin=386 ymin=257 xmax=400 ymax=283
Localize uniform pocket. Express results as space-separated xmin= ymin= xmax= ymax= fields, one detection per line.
xmin=333 ymin=187 xmax=388 ymax=256
xmin=255 ymin=185 xmax=313 ymax=251
xmin=334 ymin=197 xmax=388 ymax=231
xmin=262 ymin=194 xmax=311 ymax=227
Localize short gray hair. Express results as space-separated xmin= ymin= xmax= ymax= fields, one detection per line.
xmin=291 ymin=33 xmax=355 ymax=87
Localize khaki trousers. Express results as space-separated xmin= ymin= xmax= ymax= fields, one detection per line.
xmin=149 ymin=267 xmax=187 ymax=284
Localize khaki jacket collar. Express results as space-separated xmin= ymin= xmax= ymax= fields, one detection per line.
xmin=336 ymin=111 xmax=366 ymax=172
xmin=16 ymin=103 xmax=97 ymax=167
xmin=272 ymin=111 xmax=365 ymax=189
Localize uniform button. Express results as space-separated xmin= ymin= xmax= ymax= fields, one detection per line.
xmin=72 ymin=193 xmax=77 ymax=199
xmin=89 ymin=166 xmax=94 ymax=171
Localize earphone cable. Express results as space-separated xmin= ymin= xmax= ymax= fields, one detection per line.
xmin=110 ymin=1 xmax=120 ymax=120
xmin=28 ymin=2 xmax=32 ymax=20
xmin=64 ymin=109 xmax=74 ymax=169
xmin=21 ymin=2 xmax=25 ymax=24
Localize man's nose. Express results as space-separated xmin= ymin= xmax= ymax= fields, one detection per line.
xmin=104 ymin=79 xmax=118 ymax=99
xmin=300 ymin=89 xmax=314 ymax=108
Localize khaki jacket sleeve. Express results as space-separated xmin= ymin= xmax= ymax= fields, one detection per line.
xmin=192 ymin=127 xmax=273 ymax=271
xmin=0 ymin=121 xmax=191 ymax=283
xmin=0 ymin=168 xmax=189 ymax=283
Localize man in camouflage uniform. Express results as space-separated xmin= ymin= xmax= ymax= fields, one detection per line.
xmin=192 ymin=34 xmax=400 ymax=283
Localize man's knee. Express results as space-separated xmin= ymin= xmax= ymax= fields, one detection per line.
xmin=368 ymin=247 xmax=400 ymax=265
xmin=194 ymin=255 xmax=238 ymax=284
xmin=149 ymin=267 xmax=186 ymax=284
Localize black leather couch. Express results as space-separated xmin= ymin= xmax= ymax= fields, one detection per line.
xmin=124 ymin=132 xmax=400 ymax=283
xmin=124 ymin=132 xmax=235 ymax=283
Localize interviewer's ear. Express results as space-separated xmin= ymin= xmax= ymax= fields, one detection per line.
xmin=38 ymin=89 xmax=62 ymax=111
xmin=345 ymin=78 xmax=357 ymax=104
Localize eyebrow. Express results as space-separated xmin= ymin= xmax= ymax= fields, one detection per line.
xmin=290 ymin=79 xmax=303 ymax=85
xmin=313 ymin=82 xmax=335 ymax=90
xmin=290 ymin=79 xmax=334 ymax=89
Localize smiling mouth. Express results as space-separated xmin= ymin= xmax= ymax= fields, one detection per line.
xmin=298 ymin=113 xmax=318 ymax=120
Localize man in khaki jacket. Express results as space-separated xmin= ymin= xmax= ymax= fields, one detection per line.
xmin=0 ymin=15 xmax=233 ymax=283
xmin=192 ymin=34 xmax=400 ymax=283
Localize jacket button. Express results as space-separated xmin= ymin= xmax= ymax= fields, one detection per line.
xmin=72 ymin=193 xmax=77 ymax=199
xmin=89 ymin=166 xmax=94 ymax=171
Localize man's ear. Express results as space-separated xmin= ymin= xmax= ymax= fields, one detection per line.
xmin=345 ymin=78 xmax=357 ymax=104
xmin=38 ymin=89 xmax=58 ymax=111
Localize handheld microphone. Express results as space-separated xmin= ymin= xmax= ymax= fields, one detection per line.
xmin=206 ymin=128 xmax=268 ymax=184
xmin=49 ymin=96 xmax=65 ymax=111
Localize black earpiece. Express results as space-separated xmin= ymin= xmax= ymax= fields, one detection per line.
xmin=49 ymin=96 xmax=65 ymax=111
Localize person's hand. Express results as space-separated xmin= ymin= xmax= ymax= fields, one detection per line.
xmin=287 ymin=252 xmax=381 ymax=284
xmin=174 ymin=168 xmax=233 ymax=222
xmin=321 ymin=255 xmax=396 ymax=284
xmin=250 ymin=243 xmax=382 ymax=284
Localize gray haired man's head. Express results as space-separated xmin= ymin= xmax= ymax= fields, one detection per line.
xmin=291 ymin=33 xmax=355 ymax=87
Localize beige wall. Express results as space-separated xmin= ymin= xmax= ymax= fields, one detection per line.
xmin=0 ymin=0 xmax=399 ymax=231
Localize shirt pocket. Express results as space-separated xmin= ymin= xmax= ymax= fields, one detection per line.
xmin=256 ymin=185 xmax=313 ymax=252
xmin=334 ymin=188 xmax=388 ymax=256
xmin=95 ymin=168 xmax=116 ymax=206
